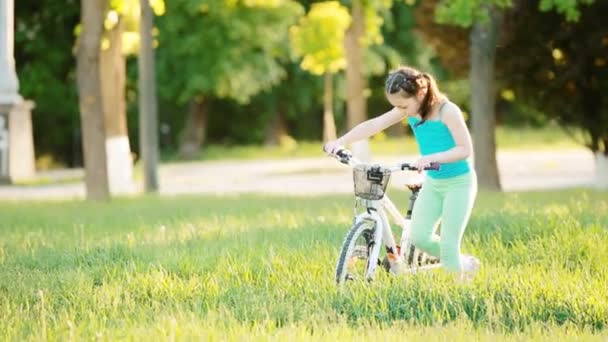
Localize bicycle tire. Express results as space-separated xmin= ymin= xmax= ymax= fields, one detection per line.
xmin=335 ymin=219 xmax=378 ymax=284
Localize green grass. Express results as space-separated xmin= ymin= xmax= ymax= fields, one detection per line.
xmin=1 ymin=190 xmax=607 ymax=340
xmin=166 ymin=124 xmax=583 ymax=162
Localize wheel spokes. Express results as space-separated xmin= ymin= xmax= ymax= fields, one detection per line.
xmin=345 ymin=234 xmax=374 ymax=281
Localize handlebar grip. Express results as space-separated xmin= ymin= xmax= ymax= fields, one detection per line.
xmin=400 ymin=162 xmax=441 ymax=171
xmin=427 ymin=162 xmax=440 ymax=171
xmin=335 ymin=149 xmax=348 ymax=158
xmin=335 ymin=149 xmax=352 ymax=164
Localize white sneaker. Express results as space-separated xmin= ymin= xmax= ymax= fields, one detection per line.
xmin=387 ymin=253 xmax=406 ymax=275
xmin=460 ymin=255 xmax=480 ymax=282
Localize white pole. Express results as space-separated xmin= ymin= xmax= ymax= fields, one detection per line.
xmin=0 ymin=115 xmax=7 ymax=176
xmin=0 ymin=0 xmax=21 ymax=104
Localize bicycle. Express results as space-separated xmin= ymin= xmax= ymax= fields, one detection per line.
xmin=331 ymin=148 xmax=442 ymax=284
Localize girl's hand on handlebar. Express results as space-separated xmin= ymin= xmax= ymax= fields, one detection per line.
xmin=323 ymin=140 xmax=343 ymax=156
xmin=413 ymin=156 xmax=435 ymax=173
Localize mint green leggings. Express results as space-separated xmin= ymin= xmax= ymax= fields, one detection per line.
xmin=410 ymin=171 xmax=477 ymax=273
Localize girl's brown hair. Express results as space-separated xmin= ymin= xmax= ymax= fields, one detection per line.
xmin=385 ymin=66 xmax=445 ymax=124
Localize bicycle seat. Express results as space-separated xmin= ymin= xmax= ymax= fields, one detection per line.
xmin=406 ymin=183 xmax=422 ymax=191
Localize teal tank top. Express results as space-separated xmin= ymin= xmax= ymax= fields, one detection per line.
xmin=407 ymin=104 xmax=470 ymax=179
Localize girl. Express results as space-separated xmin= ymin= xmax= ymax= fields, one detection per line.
xmin=324 ymin=65 xmax=480 ymax=280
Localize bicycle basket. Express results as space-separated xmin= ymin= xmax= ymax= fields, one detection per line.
xmin=353 ymin=164 xmax=391 ymax=200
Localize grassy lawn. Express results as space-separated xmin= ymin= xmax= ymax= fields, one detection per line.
xmin=1 ymin=190 xmax=607 ymax=340
xmin=169 ymin=124 xmax=583 ymax=162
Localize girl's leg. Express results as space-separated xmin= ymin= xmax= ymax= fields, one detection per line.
xmin=438 ymin=173 xmax=478 ymax=273
xmin=410 ymin=181 xmax=444 ymax=258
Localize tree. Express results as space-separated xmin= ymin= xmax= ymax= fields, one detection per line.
xmin=289 ymin=1 xmax=351 ymax=142
xmin=77 ymin=0 xmax=110 ymax=200
xmin=100 ymin=0 xmax=164 ymax=193
xmin=498 ymin=0 xmax=606 ymax=188
xmin=156 ymin=0 xmax=303 ymax=158
xmin=101 ymin=5 xmax=133 ymax=194
xmin=342 ymin=0 xmax=370 ymax=159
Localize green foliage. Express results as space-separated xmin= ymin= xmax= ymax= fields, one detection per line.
xmin=538 ymin=0 xmax=594 ymax=21
xmin=0 ymin=190 xmax=607 ymax=339
xmin=435 ymin=0 xmax=594 ymax=30
xmin=289 ymin=1 xmax=351 ymax=75
xmin=110 ymin=0 xmax=166 ymax=15
xmin=156 ymin=0 xmax=304 ymax=104
xmin=497 ymin=0 xmax=607 ymax=153
xmin=15 ymin=0 xmax=82 ymax=166
xmin=435 ymin=0 xmax=513 ymax=27
xmin=378 ymin=1 xmax=424 ymax=70
xmin=338 ymin=0 xmax=394 ymax=46
xmin=361 ymin=0 xmax=392 ymax=46
xmin=357 ymin=0 xmax=398 ymax=77
xmin=106 ymin=0 xmax=166 ymax=55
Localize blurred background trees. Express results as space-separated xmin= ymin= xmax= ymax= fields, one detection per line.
xmin=289 ymin=1 xmax=351 ymax=142
xmin=499 ymin=0 xmax=607 ymax=187
xmin=13 ymin=0 xmax=608 ymax=189
xmin=156 ymin=0 xmax=303 ymax=158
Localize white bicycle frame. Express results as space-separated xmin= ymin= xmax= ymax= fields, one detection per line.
xmin=345 ymin=156 xmax=443 ymax=277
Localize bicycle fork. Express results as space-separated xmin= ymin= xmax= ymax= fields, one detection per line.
xmin=355 ymin=209 xmax=387 ymax=279
xmin=381 ymin=189 xmax=420 ymax=261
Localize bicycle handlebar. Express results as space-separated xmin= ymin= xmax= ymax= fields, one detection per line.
xmin=399 ymin=162 xmax=440 ymax=171
xmin=335 ymin=149 xmax=353 ymax=165
xmin=331 ymin=147 xmax=440 ymax=171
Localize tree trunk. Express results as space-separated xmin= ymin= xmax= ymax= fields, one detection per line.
xmin=179 ymin=97 xmax=207 ymax=159
xmin=139 ymin=0 xmax=159 ymax=192
xmin=590 ymin=128 xmax=608 ymax=189
xmin=77 ymin=0 xmax=110 ymax=201
xmin=323 ymin=72 xmax=337 ymax=142
xmin=264 ymin=109 xmax=287 ymax=146
xmin=101 ymin=18 xmax=134 ymax=194
xmin=344 ymin=0 xmax=370 ymax=160
xmin=595 ymin=151 xmax=608 ymax=190
xmin=470 ymin=6 xmax=502 ymax=191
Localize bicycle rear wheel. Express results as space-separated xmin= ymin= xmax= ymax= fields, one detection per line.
xmin=335 ymin=220 xmax=379 ymax=284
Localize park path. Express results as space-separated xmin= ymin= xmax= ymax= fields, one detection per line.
xmin=0 ymin=149 xmax=597 ymax=201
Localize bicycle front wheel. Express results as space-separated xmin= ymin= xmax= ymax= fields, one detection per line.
xmin=335 ymin=219 xmax=379 ymax=285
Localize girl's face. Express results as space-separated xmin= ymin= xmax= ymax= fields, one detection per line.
xmin=386 ymin=92 xmax=422 ymax=117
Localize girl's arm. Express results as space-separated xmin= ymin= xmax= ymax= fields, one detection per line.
xmin=336 ymin=107 xmax=407 ymax=146
xmin=421 ymin=102 xmax=473 ymax=164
